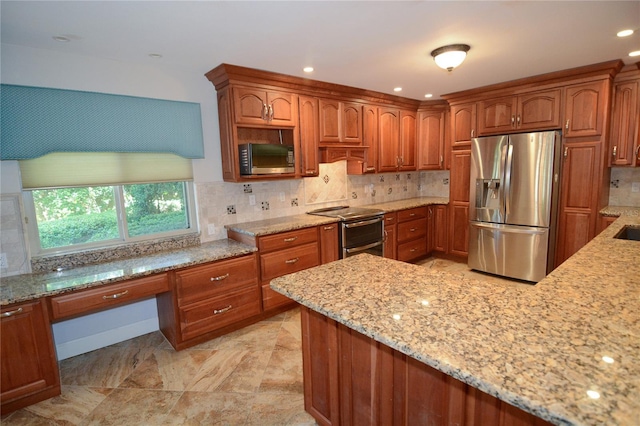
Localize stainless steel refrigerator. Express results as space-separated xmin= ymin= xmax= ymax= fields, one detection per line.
xmin=468 ymin=131 xmax=562 ymax=282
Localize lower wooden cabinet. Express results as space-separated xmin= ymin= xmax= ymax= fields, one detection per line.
xmin=430 ymin=204 xmax=448 ymax=253
xmin=396 ymin=207 xmax=428 ymax=262
xmin=597 ymin=215 xmax=618 ymax=235
xmin=300 ymin=306 xmax=552 ymax=426
xmin=1 ymin=299 xmax=60 ymax=415
xmin=383 ymin=213 xmax=397 ymax=260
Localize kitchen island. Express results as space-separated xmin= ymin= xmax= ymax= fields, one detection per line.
xmin=270 ymin=215 xmax=640 ymax=425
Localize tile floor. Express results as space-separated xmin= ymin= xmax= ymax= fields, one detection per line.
xmin=1 ymin=257 xmax=522 ymax=425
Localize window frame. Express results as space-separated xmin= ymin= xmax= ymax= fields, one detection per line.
xmin=23 ymin=181 xmax=198 ymax=257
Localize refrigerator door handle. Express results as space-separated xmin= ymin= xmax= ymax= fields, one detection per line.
xmin=471 ymin=221 xmax=547 ymax=235
xmin=503 ymin=144 xmax=513 ymax=216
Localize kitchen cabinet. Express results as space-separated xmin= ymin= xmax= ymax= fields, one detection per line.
xmin=396 ymin=206 xmax=428 ymax=262
xmin=383 ymin=212 xmax=397 ymax=260
xmin=563 ymin=80 xmax=608 ymax=138
xmin=298 ymin=95 xmax=320 ymax=176
xmin=318 ymin=99 xmax=363 ymax=144
xmin=597 ymin=215 xmax=618 ymax=235
xmin=319 ymin=223 xmax=339 ymax=264
xmin=233 ymin=86 xmax=297 ymax=126
xmin=378 ymin=108 xmax=417 ymax=172
xmin=428 ymin=204 xmax=448 ymax=253
xmin=158 ymin=255 xmax=261 ymax=349
xmin=450 ymin=102 xmax=477 ymax=148
xmin=347 ymin=104 xmax=378 ymax=175
xmin=1 ymin=300 xmax=60 ymax=415
xmin=300 ymin=306 xmax=553 ymax=426
xmin=449 ymin=149 xmax=471 ymax=257
xmin=477 ymin=89 xmax=561 ymax=135
xmin=555 ymin=141 xmax=604 ymax=266
xmin=418 ymin=106 xmax=447 ymax=170
xmin=49 ymin=274 xmax=169 ymax=320
xmin=609 ymin=67 xmax=640 ymax=167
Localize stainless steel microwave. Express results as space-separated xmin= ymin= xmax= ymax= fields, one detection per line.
xmin=238 ymin=143 xmax=295 ymax=175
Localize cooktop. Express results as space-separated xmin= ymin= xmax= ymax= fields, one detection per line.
xmin=306 ymin=206 xmax=385 ymax=221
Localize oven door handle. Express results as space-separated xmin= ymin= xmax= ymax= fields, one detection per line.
xmin=345 ymin=240 xmax=383 ymax=255
xmin=344 ymin=217 xmax=383 ymax=228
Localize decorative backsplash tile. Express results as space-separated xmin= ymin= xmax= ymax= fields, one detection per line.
xmin=609 ymin=168 xmax=640 ymax=207
xmin=304 ymin=162 xmax=348 ymax=205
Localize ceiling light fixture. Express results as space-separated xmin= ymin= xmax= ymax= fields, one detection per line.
xmin=148 ymin=53 xmax=163 ymax=59
xmin=52 ymin=35 xmax=71 ymax=42
xmin=431 ymin=44 xmax=470 ymax=72
xmin=393 ymin=87 xmax=402 ymax=92
xmin=424 ymin=93 xmax=433 ymax=98
xmin=630 ymin=50 xmax=640 ymax=57
xmin=303 ymin=66 xmax=314 ymax=73
xmin=617 ymin=29 xmax=634 ymax=37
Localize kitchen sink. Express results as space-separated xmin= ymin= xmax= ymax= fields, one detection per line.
xmin=613 ymin=225 xmax=640 ymax=241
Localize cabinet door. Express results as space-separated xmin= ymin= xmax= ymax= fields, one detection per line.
xmin=418 ymin=110 xmax=445 ymax=170
xmin=217 ymin=88 xmax=237 ymax=181
xmin=299 ymin=96 xmax=320 ymax=176
xmin=378 ymin=108 xmax=401 ymax=172
xmin=450 ymin=103 xmax=476 ymax=147
xmin=478 ymin=96 xmax=517 ymax=135
xmin=233 ymin=87 xmax=269 ymax=125
xmin=342 ymin=102 xmax=363 ymax=144
xmin=383 ymin=213 xmax=397 ymax=260
xmin=517 ymin=89 xmax=561 ymax=131
xmin=563 ymin=80 xmax=608 ymax=138
xmin=1 ymin=300 xmax=60 ymax=414
xmin=319 ymin=224 xmax=339 ymax=264
xmin=449 ymin=149 xmax=471 ymax=257
xmin=610 ymin=80 xmax=639 ymax=166
xmin=433 ymin=205 xmax=448 ymax=253
xmin=266 ymin=91 xmax=297 ymax=126
xmin=399 ymin=110 xmax=417 ymax=171
xmin=361 ymin=105 xmax=378 ymax=174
xmin=555 ymin=141 xmax=602 ymax=267
xmin=319 ymin=99 xmax=341 ymax=143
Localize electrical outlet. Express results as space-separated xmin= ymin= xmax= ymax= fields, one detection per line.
xmin=207 ymin=224 xmax=216 ymax=235
xmin=278 ymin=192 xmax=285 ymax=202
xmin=632 ymin=182 xmax=640 ymax=193
xmin=0 ymin=253 xmax=7 ymax=269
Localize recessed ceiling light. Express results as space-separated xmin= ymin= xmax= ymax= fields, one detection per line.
xmin=303 ymin=66 xmax=314 ymax=73
xmin=617 ymin=29 xmax=634 ymax=37
xmin=393 ymin=87 xmax=402 ymax=92
xmin=148 ymin=53 xmax=163 ymax=59
xmin=424 ymin=93 xmax=433 ymax=98
xmin=52 ymin=35 xmax=71 ymax=42
xmin=630 ymin=50 xmax=640 ymax=57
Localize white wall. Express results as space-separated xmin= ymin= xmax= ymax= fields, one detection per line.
xmin=1 ymin=43 xmax=226 ymax=356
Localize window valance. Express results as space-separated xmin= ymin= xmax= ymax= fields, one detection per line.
xmin=0 ymin=84 xmax=204 ymax=160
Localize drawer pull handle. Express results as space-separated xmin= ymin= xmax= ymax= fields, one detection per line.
xmin=323 ymin=226 xmax=335 ymax=231
xmin=103 ymin=290 xmax=129 ymax=300
xmin=214 ymin=305 xmax=232 ymax=315
xmin=285 ymin=257 xmax=299 ymax=264
xmin=410 ymin=228 xmax=417 ymax=232
xmin=210 ymin=273 xmax=230 ymax=282
xmin=283 ymin=237 xmax=298 ymax=242
xmin=410 ymin=248 xmax=416 ymax=252
xmin=1 ymin=307 xmax=23 ymax=317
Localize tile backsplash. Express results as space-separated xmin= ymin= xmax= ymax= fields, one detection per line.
xmin=609 ymin=168 xmax=640 ymax=207
xmin=197 ymin=161 xmax=450 ymax=241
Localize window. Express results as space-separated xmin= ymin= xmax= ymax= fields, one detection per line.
xmin=24 ymin=181 xmax=196 ymax=255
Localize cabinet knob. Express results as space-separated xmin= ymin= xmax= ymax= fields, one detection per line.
xmin=565 ymin=119 xmax=570 ymax=130
xmin=517 ymin=115 xmax=521 ymax=126
xmin=262 ymin=104 xmax=268 ymax=121
xmin=511 ymin=115 xmax=515 ymax=127
xmin=268 ymin=104 xmax=274 ymax=121
xmin=564 ymin=146 xmax=569 ymax=159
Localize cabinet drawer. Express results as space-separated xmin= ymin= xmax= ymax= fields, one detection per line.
xmin=258 ymin=227 xmax=318 ymax=253
xmin=397 ymin=218 xmax=427 ymax=243
xmin=175 ymin=255 xmax=258 ymax=306
xmin=49 ymin=274 xmax=169 ymax=320
xmin=397 ymin=207 xmax=427 ymax=222
xmin=397 ymin=239 xmax=428 ymax=262
xmin=260 ymin=242 xmax=320 ymax=282
xmin=262 ymin=284 xmax=296 ymax=311
xmin=180 ymin=287 xmax=261 ymax=341
xmin=384 ymin=212 xmax=397 ymax=225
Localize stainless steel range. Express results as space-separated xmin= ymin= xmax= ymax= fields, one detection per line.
xmin=307 ymin=206 xmax=385 ymax=259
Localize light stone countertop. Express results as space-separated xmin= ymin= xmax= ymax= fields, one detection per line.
xmin=599 ymin=205 xmax=640 ymax=217
xmin=0 ymin=239 xmax=257 ymax=305
xmin=225 ymin=196 xmax=449 ymax=237
xmin=270 ymin=215 xmax=640 ymax=426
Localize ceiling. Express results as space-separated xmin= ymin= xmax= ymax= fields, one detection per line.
xmin=1 ymin=1 xmax=639 ymax=100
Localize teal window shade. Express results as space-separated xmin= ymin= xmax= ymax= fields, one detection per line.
xmin=0 ymin=84 xmax=204 ymax=160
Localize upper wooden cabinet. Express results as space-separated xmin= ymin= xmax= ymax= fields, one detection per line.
xmin=563 ymin=80 xmax=608 ymax=138
xmin=450 ymin=102 xmax=476 ymax=147
xmin=233 ymin=87 xmax=297 ymax=127
xmin=347 ymin=104 xmax=378 ymax=174
xmin=478 ymin=89 xmax=561 ymax=135
xmin=378 ymin=108 xmax=417 ymax=172
xmin=298 ymin=95 xmax=320 ymax=176
xmin=319 ymin=99 xmax=363 ymax=144
xmin=609 ymin=66 xmax=640 ymax=167
xmin=418 ymin=107 xmax=446 ymax=170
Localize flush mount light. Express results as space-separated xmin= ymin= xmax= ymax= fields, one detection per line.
xmin=424 ymin=93 xmax=433 ymax=98
xmin=52 ymin=35 xmax=71 ymax=42
xmin=393 ymin=87 xmax=402 ymax=92
xmin=303 ymin=66 xmax=314 ymax=73
xmin=148 ymin=53 xmax=163 ymax=59
xmin=630 ymin=50 xmax=640 ymax=57
xmin=617 ymin=29 xmax=634 ymax=37
xmin=431 ymin=44 xmax=470 ymax=72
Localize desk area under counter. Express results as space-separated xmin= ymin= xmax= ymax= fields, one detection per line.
xmin=270 ymin=214 xmax=640 ymax=425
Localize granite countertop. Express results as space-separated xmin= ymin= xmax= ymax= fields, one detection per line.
xmin=599 ymin=205 xmax=640 ymax=217
xmin=225 ymin=196 xmax=449 ymax=237
xmin=270 ymin=215 xmax=640 ymax=425
xmin=0 ymin=239 xmax=257 ymax=305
